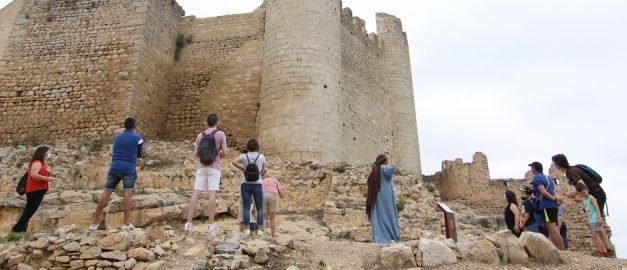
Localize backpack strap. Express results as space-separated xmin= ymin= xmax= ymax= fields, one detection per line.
xmin=252 ymin=153 xmax=260 ymax=164
xmin=606 ymin=201 xmax=609 ymax=217
xmin=543 ymin=175 xmax=552 ymax=194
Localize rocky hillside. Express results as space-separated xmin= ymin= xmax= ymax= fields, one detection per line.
xmin=0 ymin=142 xmax=625 ymax=269
xmin=0 ymin=141 xmax=438 ymax=241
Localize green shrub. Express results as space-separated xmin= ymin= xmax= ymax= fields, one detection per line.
xmin=11 ymin=138 xmax=22 ymax=148
xmin=26 ymin=130 xmax=42 ymax=146
xmin=333 ymin=162 xmax=348 ymax=174
xmin=397 ymin=198 xmax=406 ymax=212
xmin=0 ymin=232 xmax=29 ymax=244
xmin=203 ymin=261 xmax=214 ymax=270
xmin=174 ymin=33 xmax=193 ymax=61
xmin=335 ymin=202 xmax=344 ymax=209
xmin=426 ymin=183 xmax=436 ymax=193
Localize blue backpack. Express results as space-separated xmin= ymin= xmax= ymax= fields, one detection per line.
xmin=575 ymin=164 xmax=603 ymax=184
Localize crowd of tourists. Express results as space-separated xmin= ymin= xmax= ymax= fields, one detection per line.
xmin=8 ymin=114 xmax=616 ymax=259
xmin=502 ymin=157 xmax=614 ymax=257
xmin=10 ymin=114 xmax=285 ymax=239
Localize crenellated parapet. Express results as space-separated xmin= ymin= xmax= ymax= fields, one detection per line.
xmin=340 ymin=7 xmax=381 ymax=50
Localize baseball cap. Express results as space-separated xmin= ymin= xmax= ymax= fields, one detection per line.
xmin=518 ymin=186 xmax=533 ymax=193
xmin=528 ymin=161 xmax=543 ymax=172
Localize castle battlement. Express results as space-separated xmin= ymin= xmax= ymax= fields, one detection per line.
xmin=341 ymin=7 xmax=381 ymax=50
xmin=0 ymin=0 xmax=422 ymax=173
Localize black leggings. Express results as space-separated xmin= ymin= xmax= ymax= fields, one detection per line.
xmin=12 ymin=190 xmax=47 ymax=233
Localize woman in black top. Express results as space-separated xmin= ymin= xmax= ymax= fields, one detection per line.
xmin=504 ymin=190 xmax=523 ymax=237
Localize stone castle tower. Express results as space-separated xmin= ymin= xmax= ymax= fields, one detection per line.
xmin=0 ymin=0 xmax=421 ymax=174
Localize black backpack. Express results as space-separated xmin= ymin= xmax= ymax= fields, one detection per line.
xmin=16 ymin=172 xmax=28 ymax=195
xmin=198 ymin=130 xmax=219 ymax=165
xmin=575 ymin=164 xmax=603 ymax=184
xmin=244 ymin=153 xmax=261 ymax=182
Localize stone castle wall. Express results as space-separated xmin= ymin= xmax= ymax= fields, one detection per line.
xmin=0 ymin=0 xmax=23 ymax=60
xmin=258 ymin=0 xmax=345 ymax=162
xmin=377 ymin=13 xmax=422 ymax=174
xmin=0 ymin=0 xmax=422 ymax=172
xmin=162 ymin=10 xmax=266 ymax=149
xmin=0 ymin=0 xmax=147 ymax=142
xmin=130 ymin=0 xmax=183 ymax=139
xmin=338 ymin=8 xmax=391 ymax=165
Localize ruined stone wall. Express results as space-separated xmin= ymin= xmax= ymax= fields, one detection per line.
xmin=430 ymin=152 xmax=491 ymax=202
xmin=258 ymin=0 xmax=344 ymax=162
xmin=429 ymin=152 xmax=608 ymax=252
xmin=163 ymin=11 xmax=265 ymax=149
xmin=338 ymin=8 xmax=391 ymax=165
xmin=0 ymin=0 xmax=148 ymax=144
xmin=130 ymin=0 xmax=183 ymax=139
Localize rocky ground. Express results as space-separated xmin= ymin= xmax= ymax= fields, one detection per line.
xmin=0 ymin=142 xmax=625 ymax=269
xmin=1 ymin=214 xmax=625 ymax=270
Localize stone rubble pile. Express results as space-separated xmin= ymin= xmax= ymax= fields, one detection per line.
xmin=0 ymin=225 xmax=567 ymax=270
xmin=0 ymin=224 xmax=300 ymax=270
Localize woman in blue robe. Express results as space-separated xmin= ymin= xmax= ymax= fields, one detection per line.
xmin=366 ymin=154 xmax=401 ymax=244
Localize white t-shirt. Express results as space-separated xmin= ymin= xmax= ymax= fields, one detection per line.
xmin=239 ymin=152 xmax=266 ymax=184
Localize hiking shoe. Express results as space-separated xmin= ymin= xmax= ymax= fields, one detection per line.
xmin=89 ymin=224 xmax=99 ymax=231
xmin=121 ymin=223 xmax=135 ymax=232
xmin=183 ymin=222 xmax=192 ymax=232
xmin=207 ymin=224 xmax=217 ymax=237
xmin=257 ymin=230 xmax=266 ymax=237
xmin=244 ymin=229 xmax=251 ymax=237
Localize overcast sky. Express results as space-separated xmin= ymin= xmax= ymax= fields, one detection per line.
xmin=2 ymin=0 xmax=625 ymax=258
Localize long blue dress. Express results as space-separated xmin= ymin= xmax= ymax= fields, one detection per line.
xmin=370 ymin=164 xmax=401 ymax=244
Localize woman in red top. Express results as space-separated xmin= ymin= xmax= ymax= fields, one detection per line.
xmin=12 ymin=146 xmax=56 ymax=232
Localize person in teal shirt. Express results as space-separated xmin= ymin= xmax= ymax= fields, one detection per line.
xmin=577 ymin=182 xmax=609 ymax=257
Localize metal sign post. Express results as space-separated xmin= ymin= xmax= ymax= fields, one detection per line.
xmin=436 ymin=202 xmax=457 ymax=242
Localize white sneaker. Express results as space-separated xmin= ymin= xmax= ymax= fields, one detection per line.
xmin=89 ymin=224 xmax=99 ymax=231
xmin=207 ymin=224 xmax=217 ymax=237
xmin=121 ymin=223 xmax=135 ymax=232
xmin=244 ymin=229 xmax=251 ymax=237
xmin=183 ymin=222 xmax=192 ymax=232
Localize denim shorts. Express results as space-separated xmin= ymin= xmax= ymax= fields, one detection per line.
xmin=104 ymin=172 xmax=137 ymax=191
xmin=590 ymin=222 xmax=604 ymax=232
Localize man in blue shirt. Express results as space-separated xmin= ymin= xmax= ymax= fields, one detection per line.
xmin=529 ymin=161 xmax=564 ymax=250
xmin=90 ymin=117 xmax=144 ymax=232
